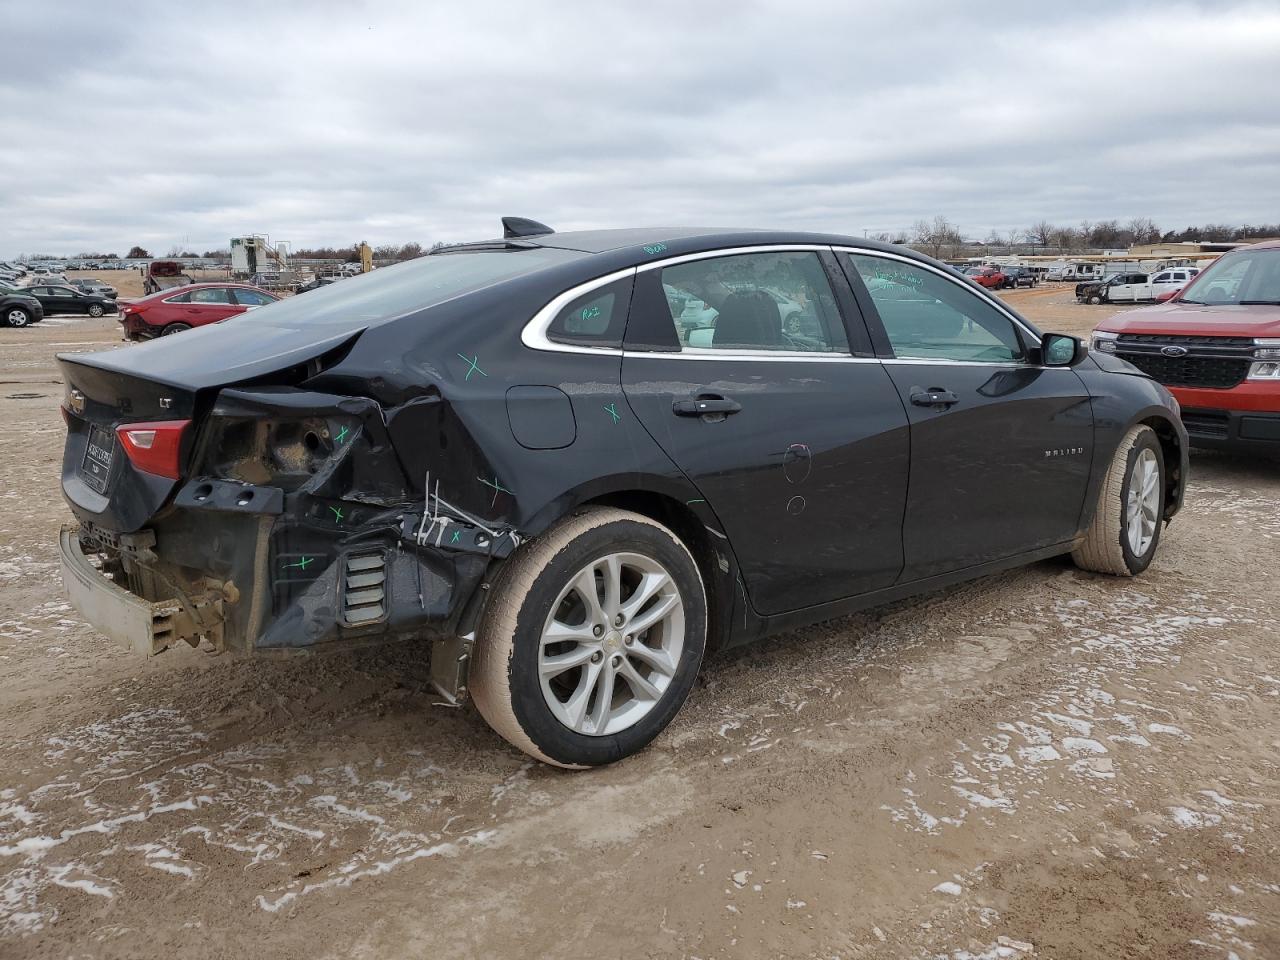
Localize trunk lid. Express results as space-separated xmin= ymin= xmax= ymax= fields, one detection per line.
xmin=58 ymin=326 xmax=362 ymax=532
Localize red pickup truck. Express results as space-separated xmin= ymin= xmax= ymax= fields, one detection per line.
xmin=1092 ymin=239 xmax=1280 ymax=454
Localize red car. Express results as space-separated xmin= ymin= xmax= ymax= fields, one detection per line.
xmin=963 ymin=266 xmax=1008 ymax=289
xmin=118 ymin=283 xmax=279 ymax=340
xmin=1092 ymin=239 xmax=1280 ymax=454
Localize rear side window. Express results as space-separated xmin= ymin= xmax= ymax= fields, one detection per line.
xmin=165 ymin=291 xmax=192 ymax=303
xmin=546 ymin=276 xmax=633 ymax=348
xmin=658 ymin=251 xmax=847 ymax=353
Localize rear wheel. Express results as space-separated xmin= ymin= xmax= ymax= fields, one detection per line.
xmin=470 ymin=507 xmax=707 ymax=768
xmin=1072 ymin=425 xmax=1165 ymax=576
xmin=88 ymin=304 xmax=104 ymax=318
xmin=161 ymin=322 xmax=191 ymax=336
xmin=5 ymin=307 xmax=31 ymax=328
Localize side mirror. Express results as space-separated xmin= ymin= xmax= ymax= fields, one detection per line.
xmin=1039 ymin=332 xmax=1086 ymax=367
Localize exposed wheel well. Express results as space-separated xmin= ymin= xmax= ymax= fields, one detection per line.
xmin=1140 ymin=415 xmax=1184 ymax=519
xmin=581 ymin=490 xmax=733 ymax=651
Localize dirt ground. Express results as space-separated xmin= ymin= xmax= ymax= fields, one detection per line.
xmin=2 ymin=286 xmax=1277 ymax=959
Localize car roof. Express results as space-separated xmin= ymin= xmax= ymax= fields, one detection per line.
xmin=464 ymin=226 xmax=892 ymax=257
xmin=139 ymin=281 xmax=269 ymax=301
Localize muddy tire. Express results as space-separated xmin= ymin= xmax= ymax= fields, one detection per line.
xmin=1087 ymin=293 xmax=1103 ymax=305
xmin=470 ymin=507 xmax=707 ymax=768
xmin=1072 ymin=425 xmax=1165 ymax=576
xmin=161 ymin=322 xmax=191 ymax=336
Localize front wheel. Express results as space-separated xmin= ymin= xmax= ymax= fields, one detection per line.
xmin=5 ymin=307 xmax=31 ymax=328
xmin=88 ymin=304 xmax=104 ymax=318
xmin=470 ymin=507 xmax=707 ymax=768
xmin=1088 ymin=293 xmax=1104 ymax=305
xmin=1072 ymin=425 xmax=1165 ymax=576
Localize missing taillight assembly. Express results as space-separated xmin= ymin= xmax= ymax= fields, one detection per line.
xmin=116 ymin=419 xmax=191 ymax=479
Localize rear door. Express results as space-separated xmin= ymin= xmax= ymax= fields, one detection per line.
xmin=620 ymin=247 xmax=910 ymax=616
xmin=183 ymin=286 xmax=235 ymax=324
xmin=839 ymin=250 xmax=1094 ymax=582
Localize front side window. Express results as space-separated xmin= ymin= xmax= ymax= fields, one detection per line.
xmin=232 ymin=288 xmax=275 ymax=306
xmin=845 ymin=254 xmax=1025 ymax=363
xmin=658 ymin=251 xmax=846 ymax=353
xmin=190 ymin=287 xmax=231 ymax=304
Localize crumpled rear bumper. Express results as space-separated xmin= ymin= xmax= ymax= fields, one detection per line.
xmin=59 ymin=522 xmax=218 ymax=656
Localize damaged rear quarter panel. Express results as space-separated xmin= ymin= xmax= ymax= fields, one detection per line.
xmin=172 ymin=262 xmax=719 ymax=655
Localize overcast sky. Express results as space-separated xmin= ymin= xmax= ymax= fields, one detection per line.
xmin=2 ymin=0 xmax=1279 ymax=257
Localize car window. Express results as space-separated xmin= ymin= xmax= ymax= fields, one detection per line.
xmin=658 ymin=251 xmax=846 ymax=353
xmin=845 ymin=253 xmax=1025 ymax=363
xmin=165 ymin=291 xmax=192 ymax=304
xmin=190 ymin=287 xmax=231 ymax=304
xmin=545 ymin=276 xmax=633 ymax=348
xmin=1181 ymin=251 xmax=1279 ymax=305
xmin=231 ymin=288 xmax=275 ymax=306
xmin=1152 ymin=272 xmax=1169 ymax=283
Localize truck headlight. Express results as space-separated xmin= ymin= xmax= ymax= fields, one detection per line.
xmin=1254 ymin=338 xmax=1280 ymax=360
xmin=1248 ymin=361 xmax=1280 ymax=380
xmin=1092 ymin=330 xmax=1118 ymax=353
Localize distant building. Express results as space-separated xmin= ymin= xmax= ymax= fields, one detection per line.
xmin=1128 ymin=239 xmax=1277 ymax=257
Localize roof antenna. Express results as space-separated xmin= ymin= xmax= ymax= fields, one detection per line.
xmin=502 ymin=217 xmax=554 ymax=239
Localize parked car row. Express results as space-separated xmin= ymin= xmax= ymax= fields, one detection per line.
xmin=961 ymin=265 xmax=1038 ymax=289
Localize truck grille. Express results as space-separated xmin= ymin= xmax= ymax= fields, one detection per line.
xmin=342 ymin=552 xmax=386 ymax=625
xmin=1114 ymin=334 xmax=1254 ymax=389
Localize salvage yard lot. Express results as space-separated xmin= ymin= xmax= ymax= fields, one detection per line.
xmin=1 ymin=288 xmax=1278 ymax=958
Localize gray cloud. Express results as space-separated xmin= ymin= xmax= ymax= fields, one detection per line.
xmin=2 ymin=0 xmax=1279 ymax=256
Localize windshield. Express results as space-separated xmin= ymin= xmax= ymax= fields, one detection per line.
xmin=215 ymin=247 xmax=582 ymax=331
xmin=1180 ymin=249 xmax=1280 ymax=305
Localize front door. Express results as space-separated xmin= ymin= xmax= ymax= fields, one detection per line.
xmin=620 ymin=249 xmax=910 ymax=616
xmin=841 ymin=251 xmax=1095 ymax=582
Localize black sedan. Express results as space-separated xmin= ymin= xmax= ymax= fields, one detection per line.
xmin=1 ymin=287 xmax=44 ymax=327
xmin=24 ymin=283 xmax=116 ymax=317
xmin=55 ymin=221 xmax=1187 ymax=768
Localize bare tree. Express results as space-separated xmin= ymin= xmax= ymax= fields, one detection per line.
xmin=1051 ymin=227 xmax=1079 ymax=254
xmin=1025 ymin=220 xmax=1054 ymax=250
xmin=912 ymin=216 xmax=962 ymax=260
xmin=1125 ymin=217 xmax=1161 ymax=246
xmin=1077 ymin=220 xmax=1094 ymax=249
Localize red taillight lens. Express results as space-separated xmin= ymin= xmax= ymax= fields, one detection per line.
xmin=115 ymin=419 xmax=190 ymax=479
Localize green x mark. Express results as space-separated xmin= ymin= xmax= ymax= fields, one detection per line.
xmin=604 ymin=402 xmax=621 ymax=424
xmin=334 ymin=425 xmax=350 ymax=444
xmin=450 ymin=529 xmax=461 ymax=544
xmin=456 ymin=353 xmax=488 ymax=381
xmin=329 ymin=506 xmax=344 ymax=522
xmin=285 ymin=556 xmax=314 ymax=571
xmin=478 ymin=475 xmax=512 ymax=506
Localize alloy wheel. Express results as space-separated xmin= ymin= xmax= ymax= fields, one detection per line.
xmin=1126 ymin=447 xmax=1160 ymax=556
xmin=538 ymin=552 xmax=685 ymax=736
xmin=6 ymin=309 xmax=29 ymax=327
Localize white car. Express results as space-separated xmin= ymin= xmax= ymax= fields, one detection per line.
xmin=1148 ymin=266 xmax=1199 ymax=299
